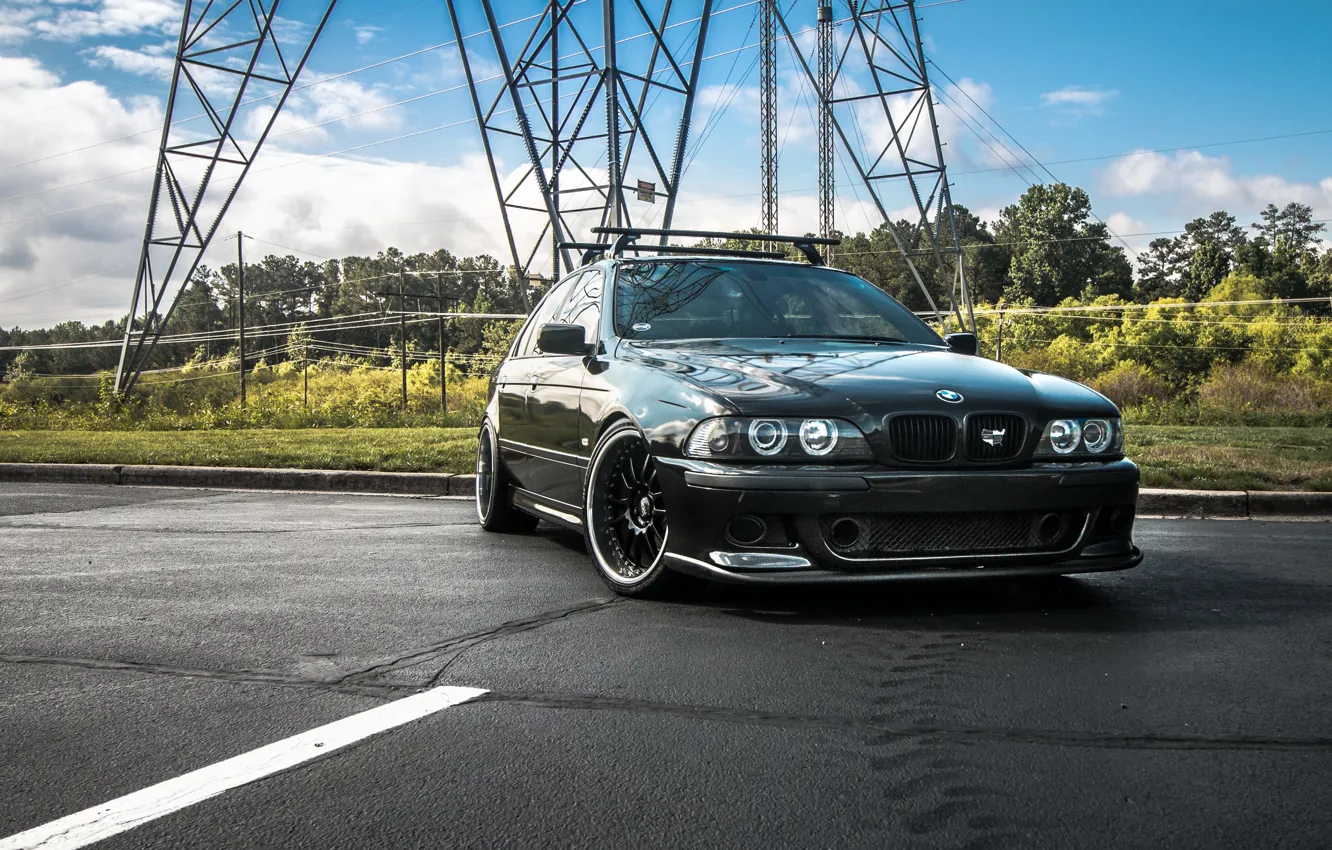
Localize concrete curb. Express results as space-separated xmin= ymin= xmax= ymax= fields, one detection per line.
xmin=3 ymin=463 xmax=1332 ymax=516
xmin=0 ymin=462 xmax=475 ymax=498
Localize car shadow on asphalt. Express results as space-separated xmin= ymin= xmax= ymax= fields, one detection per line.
xmin=533 ymin=524 xmax=1331 ymax=635
xmin=703 ymin=576 xmax=1136 ymax=632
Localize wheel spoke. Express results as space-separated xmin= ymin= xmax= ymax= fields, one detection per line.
xmin=592 ymin=431 xmax=670 ymax=582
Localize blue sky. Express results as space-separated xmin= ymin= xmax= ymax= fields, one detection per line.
xmin=2 ymin=0 xmax=1329 ymax=327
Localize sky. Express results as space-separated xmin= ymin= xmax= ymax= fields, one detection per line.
xmin=1 ymin=0 xmax=1330 ymax=329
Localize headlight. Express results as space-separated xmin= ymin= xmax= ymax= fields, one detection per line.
xmin=686 ymin=417 xmax=872 ymax=462
xmin=1048 ymin=419 xmax=1081 ymax=455
xmin=1082 ymin=419 xmax=1113 ymax=453
xmin=1035 ymin=417 xmax=1123 ymax=459
xmin=748 ymin=419 xmax=788 ymax=455
xmin=799 ymin=418 xmax=839 ymax=456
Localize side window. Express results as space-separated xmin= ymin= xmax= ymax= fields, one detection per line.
xmin=515 ymin=275 xmax=579 ymax=357
xmin=556 ymin=269 xmax=604 ymax=343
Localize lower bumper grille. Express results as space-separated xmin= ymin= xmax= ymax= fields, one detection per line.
xmin=819 ymin=510 xmax=1083 ymax=558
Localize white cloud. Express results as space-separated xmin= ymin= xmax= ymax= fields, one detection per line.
xmin=1101 ymin=149 xmax=1332 ymax=219
xmin=354 ymin=25 xmax=381 ymax=46
xmin=31 ymin=0 xmax=182 ymax=41
xmin=0 ymin=4 xmax=41 ymax=43
xmin=0 ymin=55 xmax=519 ymax=326
xmin=1105 ymin=211 xmax=1153 ymax=255
xmin=88 ymin=44 xmax=174 ymax=80
xmin=1040 ymin=86 xmax=1117 ymax=117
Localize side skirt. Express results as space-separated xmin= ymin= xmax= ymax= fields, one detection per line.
xmin=511 ymin=487 xmax=584 ymax=531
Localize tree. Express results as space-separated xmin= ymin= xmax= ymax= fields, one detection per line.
xmin=1252 ymin=202 xmax=1325 ymax=255
xmin=1133 ymin=237 xmax=1188 ymax=301
xmin=1183 ymin=211 xmax=1246 ymax=253
xmin=994 ymin=183 xmax=1131 ymax=304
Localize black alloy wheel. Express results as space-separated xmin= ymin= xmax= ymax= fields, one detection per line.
xmin=584 ymin=422 xmax=697 ymax=598
xmin=476 ymin=421 xmax=538 ymax=533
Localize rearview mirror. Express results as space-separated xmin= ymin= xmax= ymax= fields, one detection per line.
xmin=945 ymin=332 xmax=978 ymax=356
xmin=537 ymin=323 xmax=593 ymax=356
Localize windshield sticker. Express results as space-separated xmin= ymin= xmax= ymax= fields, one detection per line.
xmin=632 ymin=322 xmax=652 ymax=333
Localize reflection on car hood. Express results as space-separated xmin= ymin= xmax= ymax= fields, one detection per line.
xmin=623 ymin=338 xmax=1114 ymax=419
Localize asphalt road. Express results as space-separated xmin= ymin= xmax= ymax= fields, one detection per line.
xmin=1 ymin=482 xmax=1330 ymax=849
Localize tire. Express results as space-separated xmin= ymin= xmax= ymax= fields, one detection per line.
xmin=584 ymin=421 xmax=700 ymax=599
xmin=476 ymin=420 xmax=539 ymax=533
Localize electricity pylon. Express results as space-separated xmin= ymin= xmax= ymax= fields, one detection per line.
xmin=448 ymin=0 xmax=715 ymax=284
xmin=778 ymin=0 xmax=975 ymax=331
xmin=816 ymin=2 xmax=835 ymax=249
xmin=759 ymin=0 xmax=779 ymax=248
xmin=115 ymin=0 xmax=337 ymax=393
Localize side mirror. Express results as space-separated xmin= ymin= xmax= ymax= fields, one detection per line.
xmin=537 ymin=323 xmax=593 ymax=356
xmin=945 ymin=332 xmax=978 ymax=356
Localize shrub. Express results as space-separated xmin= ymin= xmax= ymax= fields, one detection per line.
xmin=1090 ymin=362 xmax=1170 ymax=409
xmin=1195 ymin=361 xmax=1332 ymax=425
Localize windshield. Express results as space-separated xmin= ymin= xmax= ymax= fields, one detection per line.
xmin=612 ymin=260 xmax=942 ymax=345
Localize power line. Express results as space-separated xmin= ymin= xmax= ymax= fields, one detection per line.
xmin=930 ymin=61 xmax=1139 ymax=259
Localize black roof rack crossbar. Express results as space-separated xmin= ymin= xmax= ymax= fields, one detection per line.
xmin=591 ymin=226 xmax=840 ymax=246
xmin=632 ymin=244 xmax=786 ymax=259
xmin=554 ymin=242 xmax=783 ymax=266
xmin=591 ymin=226 xmax=838 ymax=264
xmin=555 ymin=240 xmax=785 ymax=265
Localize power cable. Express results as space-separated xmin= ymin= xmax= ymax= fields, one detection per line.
xmin=930 ymin=61 xmax=1138 ymax=258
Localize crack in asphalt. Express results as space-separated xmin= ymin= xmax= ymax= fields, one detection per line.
xmin=0 ymin=600 xmax=623 ymax=706
xmin=475 ymin=691 xmax=1332 ymax=753
xmin=0 ymin=654 xmax=409 ymax=700
xmin=336 ymin=598 xmax=624 ymax=686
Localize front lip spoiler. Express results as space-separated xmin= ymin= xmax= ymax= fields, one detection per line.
xmin=665 ymin=548 xmax=1143 ymax=586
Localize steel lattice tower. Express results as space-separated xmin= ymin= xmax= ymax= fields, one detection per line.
xmin=759 ymin=0 xmax=779 ymax=246
xmin=114 ymin=0 xmax=337 ymax=393
xmin=776 ymin=0 xmax=974 ymax=331
xmin=448 ymin=0 xmax=715 ymax=286
xmin=816 ymin=2 xmax=835 ymax=247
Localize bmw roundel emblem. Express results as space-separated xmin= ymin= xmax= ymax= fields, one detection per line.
xmin=936 ymin=389 xmax=964 ymax=403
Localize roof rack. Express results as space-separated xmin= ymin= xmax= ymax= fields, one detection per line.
xmin=556 ymin=240 xmax=786 ymax=267
xmin=588 ymin=227 xmax=840 ymax=266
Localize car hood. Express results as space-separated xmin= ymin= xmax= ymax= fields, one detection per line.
xmin=622 ymin=338 xmax=1116 ymax=421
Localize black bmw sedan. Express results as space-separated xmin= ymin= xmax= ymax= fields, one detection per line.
xmin=475 ymin=242 xmax=1141 ymax=597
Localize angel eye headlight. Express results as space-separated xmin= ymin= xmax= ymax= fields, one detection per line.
xmin=1082 ymin=419 xmax=1113 ymax=454
xmin=748 ymin=419 xmax=788 ymax=455
xmin=799 ymin=419 xmax=839 ymax=455
xmin=1048 ymin=419 xmax=1081 ymax=454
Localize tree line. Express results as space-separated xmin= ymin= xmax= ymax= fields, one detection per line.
xmin=3 ymin=184 xmax=1330 ymax=381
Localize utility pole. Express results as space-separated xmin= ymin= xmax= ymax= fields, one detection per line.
xmin=436 ymin=272 xmax=448 ymax=414
xmin=398 ymin=273 xmax=408 ymax=411
xmin=759 ymin=0 xmax=779 ymax=249
xmin=237 ymin=230 xmax=246 ymax=409
xmin=995 ymin=302 xmax=1006 ymax=363
xmin=303 ymin=341 xmax=309 ymax=408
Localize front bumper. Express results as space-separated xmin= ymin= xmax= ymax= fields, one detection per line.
xmin=656 ymin=457 xmax=1142 ymax=585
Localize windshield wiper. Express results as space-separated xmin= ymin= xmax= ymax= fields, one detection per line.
xmin=775 ymin=334 xmax=911 ymax=345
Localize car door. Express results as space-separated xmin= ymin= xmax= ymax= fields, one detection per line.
xmin=521 ymin=268 xmax=604 ymax=507
xmin=496 ymin=274 xmax=578 ymax=491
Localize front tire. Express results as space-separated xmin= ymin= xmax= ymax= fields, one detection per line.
xmin=476 ymin=421 xmax=538 ymax=533
xmin=584 ymin=421 xmax=698 ymax=598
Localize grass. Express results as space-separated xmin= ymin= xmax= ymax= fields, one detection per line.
xmin=1 ymin=425 xmax=1329 ymax=491
xmin=0 ymin=428 xmax=476 ymax=474
xmin=1128 ymin=426 xmax=1332 ymax=492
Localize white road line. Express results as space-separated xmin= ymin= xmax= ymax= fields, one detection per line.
xmin=0 ymin=685 xmax=487 ymax=850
